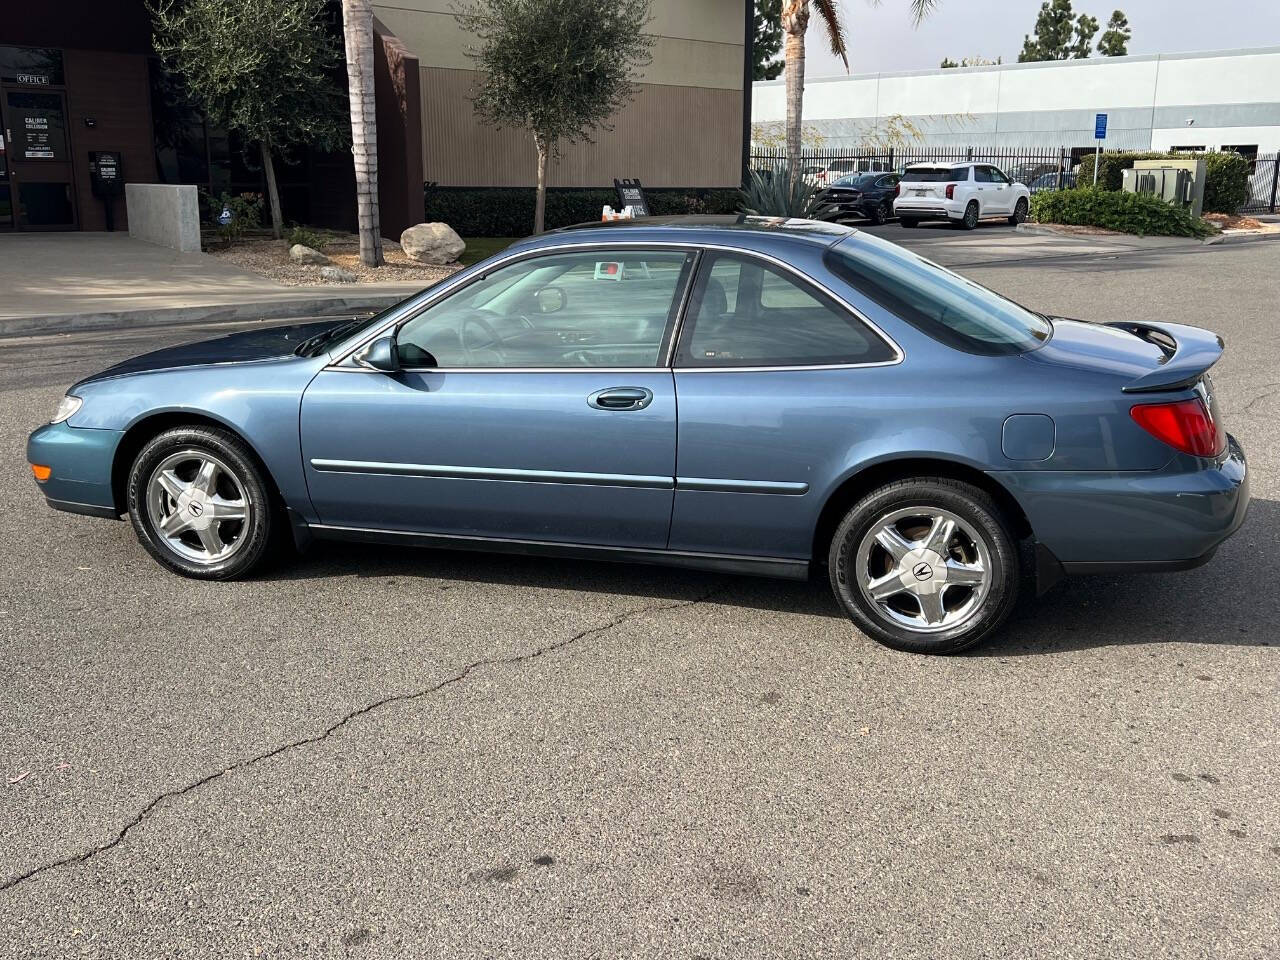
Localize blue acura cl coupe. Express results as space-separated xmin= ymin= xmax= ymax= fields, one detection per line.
xmin=27 ymin=217 xmax=1248 ymax=653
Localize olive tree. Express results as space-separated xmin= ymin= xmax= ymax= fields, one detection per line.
xmin=454 ymin=0 xmax=654 ymax=234
xmin=150 ymin=0 xmax=348 ymax=239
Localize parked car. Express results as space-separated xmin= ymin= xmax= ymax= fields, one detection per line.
xmin=1029 ymin=171 xmax=1078 ymax=191
xmin=817 ymin=172 xmax=903 ymax=224
xmin=801 ymin=164 xmax=829 ymax=186
xmin=894 ymin=162 xmax=1032 ymax=229
xmin=1008 ymin=161 xmax=1059 ymax=186
xmin=824 ymin=158 xmax=893 ymax=180
xmin=28 ymin=217 xmax=1248 ymax=655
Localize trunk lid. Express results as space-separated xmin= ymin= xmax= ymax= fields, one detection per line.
xmin=1025 ymin=318 xmax=1224 ymax=392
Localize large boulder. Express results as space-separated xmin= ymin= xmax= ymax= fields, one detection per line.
xmin=289 ymin=243 xmax=329 ymax=265
xmin=400 ymin=222 xmax=465 ymax=264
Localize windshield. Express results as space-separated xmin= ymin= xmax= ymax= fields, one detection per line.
xmin=903 ymin=167 xmax=965 ymax=182
xmin=825 ymin=235 xmax=1051 ymax=356
xmin=294 ymin=274 xmax=456 ymax=357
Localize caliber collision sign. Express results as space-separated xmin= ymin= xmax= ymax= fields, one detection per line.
xmin=23 ymin=115 xmax=54 ymax=158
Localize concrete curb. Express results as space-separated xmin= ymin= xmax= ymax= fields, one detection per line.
xmin=1017 ymin=221 xmax=1280 ymax=248
xmin=0 ymin=293 xmax=413 ymax=339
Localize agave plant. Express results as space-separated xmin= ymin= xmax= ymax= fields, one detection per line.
xmin=738 ymin=164 xmax=832 ymax=220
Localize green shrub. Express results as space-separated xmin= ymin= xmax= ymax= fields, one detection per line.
xmin=198 ymin=189 xmax=264 ymax=245
xmin=424 ymin=187 xmax=740 ymax=237
xmin=286 ymin=225 xmax=329 ymax=249
xmin=1075 ymin=150 xmax=1251 ymax=214
xmin=1202 ymin=151 xmax=1251 ymax=214
xmin=1031 ymin=187 xmax=1216 ymax=238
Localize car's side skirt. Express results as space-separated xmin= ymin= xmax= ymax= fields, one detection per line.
xmin=307 ymin=522 xmax=811 ymax=581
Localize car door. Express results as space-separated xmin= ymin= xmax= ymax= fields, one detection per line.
xmin=984 ymin=165 xmax=1014 ymax=213
xmin=299 ymin=246 xmax=694 ymax=548
xmin=669 ymin=250 xmax=900 ymax=559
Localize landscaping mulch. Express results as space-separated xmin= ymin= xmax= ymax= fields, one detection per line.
xmin=208 ymin=234 xmax=463 ymax=287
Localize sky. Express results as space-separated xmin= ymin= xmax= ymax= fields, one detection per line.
xmin=797 ymin=0 xmax=1280 ymax=78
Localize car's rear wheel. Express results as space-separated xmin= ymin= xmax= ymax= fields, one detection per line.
xmin=899 ymin=217 xmax=919 ymax=228
xmin=870 ymin=201 xmax=890 ymax=225
xmin=127 ymin=426 xmax=275 ymax=580
xmin=1009 ymin=197 xmax=1029 ymax=225
xmin=959 ymin=201 xmax=980 ymax=230
xmin=827 ymin=478 xmax=1020 ymax=654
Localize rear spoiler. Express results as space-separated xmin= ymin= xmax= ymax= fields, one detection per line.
xmin=1103 ymin=321 xmax=1225 ymax=393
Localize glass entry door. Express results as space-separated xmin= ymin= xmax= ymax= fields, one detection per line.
xmin=1 ymin=87 xmax=77 ymax=230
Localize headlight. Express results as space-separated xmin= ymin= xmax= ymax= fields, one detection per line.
xmin=51 ymin=395 xmax=83 ymax=424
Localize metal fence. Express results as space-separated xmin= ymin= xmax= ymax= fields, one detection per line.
xmin=752 ymin=146 xmax=1280 ymax=212
xmin=1242 ymin=153 xmax=1280 ymax=214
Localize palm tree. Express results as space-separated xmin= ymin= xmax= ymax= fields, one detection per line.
xmin=341 ymin=0 xmax=384 ymax=267
xmin=782 ymin=1 xmax=939 ymax=188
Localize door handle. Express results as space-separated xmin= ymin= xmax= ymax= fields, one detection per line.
xmin=588 ymin=386 xmax=653 ymax=411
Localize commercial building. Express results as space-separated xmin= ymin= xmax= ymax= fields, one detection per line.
xmin=752 ymin=46 xmax=1280 ymax=158
xmin=1 ymin=1 xmax=751 ymax=235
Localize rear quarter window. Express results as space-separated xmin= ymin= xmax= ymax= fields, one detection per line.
xmin=825 ymin=237 xmax=1052 ymax=356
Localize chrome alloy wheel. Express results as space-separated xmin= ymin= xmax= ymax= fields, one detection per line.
xmin=145 ymin=449 xmax=252 ymax=564
xmin=854 ymin=506 xmax=991 ymax=634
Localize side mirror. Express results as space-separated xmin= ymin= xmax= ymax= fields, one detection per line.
xmin=353 ymin=335 xmax=401 ymax=373
xmin=534 ymin=286 xmax=566 ymax=314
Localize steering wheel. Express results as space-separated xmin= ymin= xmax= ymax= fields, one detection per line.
xmin=459 ymin=311 xmax=507 ymax=365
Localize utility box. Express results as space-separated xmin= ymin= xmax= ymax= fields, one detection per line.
xmin=1122 ymin=158 xmax=1207 ymax=218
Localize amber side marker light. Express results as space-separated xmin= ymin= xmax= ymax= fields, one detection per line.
xmin=31 ymin=464 xmax=52 ymax=482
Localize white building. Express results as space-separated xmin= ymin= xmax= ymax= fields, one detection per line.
xmin=753 ymin=46 xmax=1280 ymax=156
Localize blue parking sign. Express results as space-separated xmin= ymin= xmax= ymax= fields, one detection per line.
xmin=1094 ymin=113 xmax=1108 ymax=140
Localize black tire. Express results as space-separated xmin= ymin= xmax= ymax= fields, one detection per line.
xmin=958 ymin=201 xmax=980 ymax=230
xmin=870 ymin=201 xmax=890 ymax=225
xmin=1009 ymin=197 xmax=1029 ymax=225
xmin=899 ymin=217 xmax=919 ymax=228
xmin=127 ymin=425 xmax=276 ymax=580
xmin=827 ymin=477 xmax=1020 ymax=654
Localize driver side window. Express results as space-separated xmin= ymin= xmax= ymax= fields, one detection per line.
xmin=395 ymin=248 xmax=694 ymax=368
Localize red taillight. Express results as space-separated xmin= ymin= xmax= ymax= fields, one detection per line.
xmin=1130 ymin=398 xmax=1224 ymax=457
xmin=945 ymin=183 xmax=956 ymax=199
xmin=893 ymin=183 xmax=900 ymax=197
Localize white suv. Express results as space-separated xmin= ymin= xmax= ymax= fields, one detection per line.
xmin=892 ymin=162 xmax=1031 ymax=230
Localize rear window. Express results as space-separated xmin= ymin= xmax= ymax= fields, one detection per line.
xmin=903 ymin=166 xmax=966 ymax=182
xmin=825 ymin=235 xmax=1052 ymax=356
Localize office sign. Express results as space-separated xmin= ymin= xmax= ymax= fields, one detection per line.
xmin=1094 ymin=113 xmax=1108 ymax=140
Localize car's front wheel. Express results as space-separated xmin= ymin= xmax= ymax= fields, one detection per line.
xmin=1009 ymin=197 xmax=1029 ymax=225
xmin=127 ymin=426 xmax=276 ymax=580
xmin=827 ymin=478 xmax=1020 ymax=654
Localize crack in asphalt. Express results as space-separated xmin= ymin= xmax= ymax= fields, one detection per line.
xmin=0 ymin=583 xmax=726 ymax=895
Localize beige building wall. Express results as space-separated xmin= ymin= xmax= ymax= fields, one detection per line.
xmin=372 ymin=0 xmax=747 ymax=188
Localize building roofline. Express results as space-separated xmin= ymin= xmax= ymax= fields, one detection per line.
xmin=753 ymin=45 xmax=1280 ymax=87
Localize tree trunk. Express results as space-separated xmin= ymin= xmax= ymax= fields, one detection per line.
xmin=260 ymin=138 xmax=284 ymax=240
xmin=533 ymin=135 xmax=549 ymax=235
xmin=342 ymin=0 xmax=384 ymax=267
xmin=782 ymin=1 xmax=810 ymax=191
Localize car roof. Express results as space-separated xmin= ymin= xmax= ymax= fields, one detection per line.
xmin=513 ymin=215 xmax=856 ymax=253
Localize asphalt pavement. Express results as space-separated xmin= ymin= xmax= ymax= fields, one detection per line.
xmin=1 ymin=232 xmax=1277 ymax=958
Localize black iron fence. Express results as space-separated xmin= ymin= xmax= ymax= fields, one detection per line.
xmin=751 ymin=146 xmax=1280 ymax=212
xmin=1242 ymin=153 xmax=1280 ymax=214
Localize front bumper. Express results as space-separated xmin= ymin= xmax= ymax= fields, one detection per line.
xmin=996 ymin=434 xmax=1249 ymax=573
xmin=27 ymin=421 xmax=124 ymax=519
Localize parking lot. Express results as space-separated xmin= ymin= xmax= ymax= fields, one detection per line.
xmin=2 ymin=230 xmax=1278 ymax=958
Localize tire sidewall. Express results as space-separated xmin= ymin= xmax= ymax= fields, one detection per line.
xmin=828 ymin=480 xmax=1019 ymax=654
xmin=1011 ymin=198 xmax=1028 ymax=224
xmin=962 ymin=201 xmax=979 ymax=229
xmin=127 ymin=427 xmax=273 ymax=580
